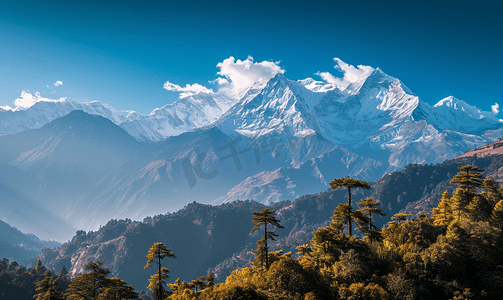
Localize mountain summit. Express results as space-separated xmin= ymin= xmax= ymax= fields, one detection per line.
xmin=0 ymin=60 xmax=501 ymax=238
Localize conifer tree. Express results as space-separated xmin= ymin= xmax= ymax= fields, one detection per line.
xmin=490 ymin=199 xmax=503 ymax=229
xmin=390 ymin=213 xmax=410 ymax=223
xmin=450 ymin=165 xmax=484 ymax=193
xmin=251 ymin=208 xmax=284 ymax=270
xmin=34 ymin=271 xmax=65 ymax=300
xmin=481 ymin=177 xmax=502 ymax=207
xmin=468 ymin=194 xmax=492 ymax=222
xmin=330 ymin=178 xmax=370 ymax=236
xmin=57 ymin=265 xmax=71 ymax=292
xmin=167 ymin=277 xmax=182 ymax=295
xmin=144 ymin=242 xmax=175 ymax=300
xmin=66 ymin=261 xmax=110 ymax=300
xmin=332 ymin=204 xmax=369 ymax=237
xmin=356 ymin=197 xmax=386 ymax=242
xmin=449 ymin=165 xmax=484 ymax=222
xmin=432 ymin=190 xmax=454 ymax=226
xmin=97 ymin=278 xmax=138 ymax=300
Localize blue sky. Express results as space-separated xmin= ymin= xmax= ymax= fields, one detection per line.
xmin=0 ymin=0 xmax=501 ymax=115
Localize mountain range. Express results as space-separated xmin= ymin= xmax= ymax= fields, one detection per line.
xmin=36 ymin=142 xmax=503 ymax=292
xmin=0 ymin=63 xmax=502 ymax=241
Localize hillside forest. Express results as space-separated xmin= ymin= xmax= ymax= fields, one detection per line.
xmin=2 ymin=164 xmax=503 ymax=300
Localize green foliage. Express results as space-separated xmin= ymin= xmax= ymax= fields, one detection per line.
xmin=66 ymin=261 xmax=111 ymax=300
xmin=34 ymin=271 xmax=65 ymax=300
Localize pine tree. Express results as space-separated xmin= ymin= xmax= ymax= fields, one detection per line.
xmin=66 ymin=261 xmax=110 ymax=300
xmin=250 ymin=208 xmax=284 ymax=270
xmin=468 ymin=194 xmax=492 ymax=222
xmin=57 ymin=265 xmax=71 ymax=292
xmin=449 ymin=165 xmax=485 ymax=222
xmin=356 ymin=197 xmax=386 ymax=242
xmin=432 ymin=190 xmax=454 ymax=226
xmin=450 ymin=165 xmax=484 ymax=193
xmin=330 ymin=178 xmax=371 ymax=236
xmin=490 ymin=199 xmax=503 ymax=229
xmin=144 ymin=242 xmax=175 ymax=300
xmin=390 ymin=213 xmax=410 ymax=223
xmin=481 ymin=177 xmax=502 ymax=207
xmin=97 ymin=278 xmax=138 ymax=300
xmin=34 ymin=271 xmax=65 ymax=300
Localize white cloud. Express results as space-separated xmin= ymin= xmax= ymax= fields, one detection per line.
xmin=316 ymin=58 xmax=374 ymax=91
xmin=163 ymin=56 xmax=284 ymax=100
xmin=54 ymin=81 xmax=63 ymax=86
xmin=163 ymin=82 xmax=213 ymax=98
xmin=492 ymin=103 xmax=500 ymax=115
xmin=13 ymin=91 xmax=66 ymax=111
xmin=215 ymin=56 xmax=285 ymax=99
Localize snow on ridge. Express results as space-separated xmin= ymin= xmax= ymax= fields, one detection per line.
xmin=433 ymin=96 xmax=497 ymax=121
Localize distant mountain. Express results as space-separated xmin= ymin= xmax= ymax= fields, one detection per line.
xmin=119 ymin=92 xmax=237 ymax=142
xmin=38 ymin=198 xmax=342 ymax=291
xmin=1 ymin=63 xmax=502 ymax=239
xmin=0 ymin=219 xmax=60 ymax=262
xmin=0 ymin=111 xmax=146 ymax=236
xmin=38 ymin=143 xmax=503 ymax=291
xmin=0 ymin=180 xmax=75 ymax=241
xmin=0 ymin=98 xmax=125 ymax=135
xmin=0 ymin=92 xmax=238 ymax=143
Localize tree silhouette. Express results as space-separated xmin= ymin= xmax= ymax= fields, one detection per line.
xmin=144 ymin=242 xmax=176 ymax=300
xmin=330 ymin=178 xmax=370 ymax=236
xmin=251 ymin=208 xmax=284 ymax=270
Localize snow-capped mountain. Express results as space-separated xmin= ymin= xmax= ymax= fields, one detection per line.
xmin=0 ymin=91 xmax=239 ymax=143
xmin=1 ymin=60 xmax=502 ymax=239
xmin=0 ymin=98 xmax=125 ymax=135
xmin=119 ymin=92 xmax=237 ymax=142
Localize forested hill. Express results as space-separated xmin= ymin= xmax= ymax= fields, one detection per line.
xmin=37 ymin=196 xmax=340 ymax=291
xmin=35 ymin=150 xmax=503 ymax=293
xmin=372 ymin=153 xmax=503 ymax=218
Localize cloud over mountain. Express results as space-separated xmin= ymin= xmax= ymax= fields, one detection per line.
xmin=13 ymin=91 xmax=66 ymax=111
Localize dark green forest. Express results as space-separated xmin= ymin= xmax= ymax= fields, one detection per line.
xmin=2 ymin=164 xmax=503 ymax=300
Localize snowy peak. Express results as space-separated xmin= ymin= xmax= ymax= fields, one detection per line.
xmin=120 ymin=92 xmax=237 ymax=142
xmin=215 ymin=73 xmax=323 ymax=139
xmin=354 ymin=68 xmax=419 ymax=119
xmin=433 ymin=96 xmax=494 ymax=120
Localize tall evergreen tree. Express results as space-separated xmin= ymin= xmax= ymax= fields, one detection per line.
xmin=450 ymin=165 xmax=484 ymax=222
xmin=34 ymin=271 xmax=65 ymax=300
xmin=57 ymin=265 xmax=71 ymax=292
xmin=251 ymin=208 xmax=284 ymax=270
xmin=481 ymin=178 xmax=502 ymax=207
xmin=66 ymin=261 xmax=110 ymax=300
xmin=97 ymin=278 xmax=138 ymax=300
xmin=356 ymin=197 xmax=386 ymax=242
xmin=144 ymin=242 xmax=176 ymax=300
xmin=330 ymin=178 xmax=370 ymax=236
xmin=490 ymin=199 xmax=503 ymax=229
xmin=450 ymin=165 xmax=484 ymax=193
xmin=432 ymin=190 xmax=454 ymax=226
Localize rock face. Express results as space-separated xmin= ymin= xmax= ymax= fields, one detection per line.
xmin=1 ymin=62 xmax=502 ymax=239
